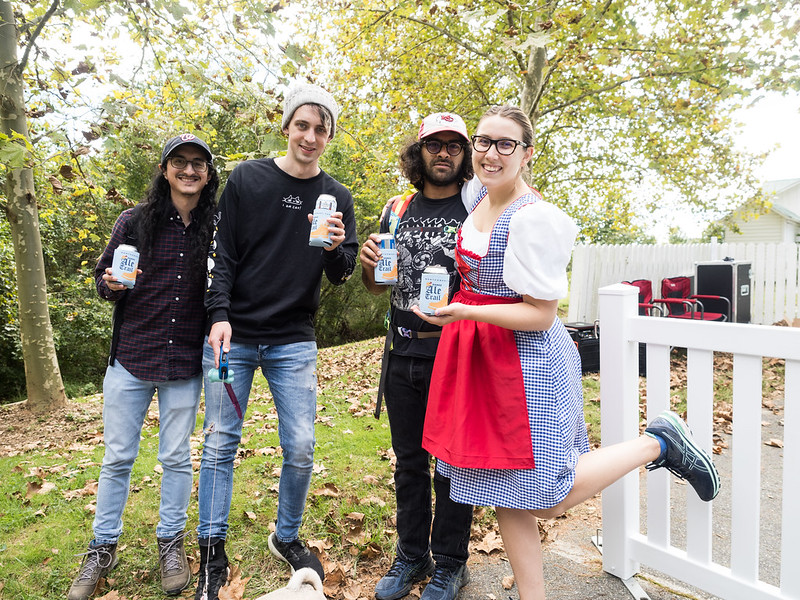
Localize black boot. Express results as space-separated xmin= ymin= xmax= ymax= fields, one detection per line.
xmin=194 ymin=538 xmax=229 ymax=600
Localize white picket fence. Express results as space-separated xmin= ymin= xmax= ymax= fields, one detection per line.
xmin=599 ymin=284 xmax=800 ymax=600
xmin=569 ymin=242 xmax=800 ymax=325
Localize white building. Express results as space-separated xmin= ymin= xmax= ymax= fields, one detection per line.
xmin=723 ymin=178 xmax=800 ymax=243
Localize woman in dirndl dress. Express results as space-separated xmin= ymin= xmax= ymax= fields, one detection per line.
xmin=413 ymin=105 xmax=720 ymax=600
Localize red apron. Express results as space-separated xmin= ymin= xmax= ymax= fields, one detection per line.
xmin=422 ymin=289 xmax=534 ymax=469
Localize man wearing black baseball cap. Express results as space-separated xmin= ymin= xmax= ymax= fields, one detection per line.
xmin=69 ymin=133 xmax=219 ymax=600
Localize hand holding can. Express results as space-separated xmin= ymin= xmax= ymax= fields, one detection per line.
xmin=309 ymin=194 xmax=337 ymax=247
xmin=111 ymin=244 xmax=140 ymax=289
xmin=375 ymin=233 xmax=398 ymax=285
xmin=419 ymin=265 xmax=449 ymax=315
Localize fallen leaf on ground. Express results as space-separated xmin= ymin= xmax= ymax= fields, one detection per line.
xmin=346 ymin=512 xmax=365 ymax=523
xmin=358 ymin=495 xmax=386 ymax=507
xmin=474 ymin=530 xmax=504 ymax=554
xmin=218 ymin=563 xmax=250 ymax=600
xmin=64 ymin=480 xmax=98 ymax=499
xmin=26 ymin=481 xmax=56 ymax=498
xmin=312 ymin=483 xmax=340 ymax=497
xmin=307 ymin=538 xmax=333 ymax=554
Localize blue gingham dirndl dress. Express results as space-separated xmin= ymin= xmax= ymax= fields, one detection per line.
xmin=434 ymin=192 xmax=590 ymax=510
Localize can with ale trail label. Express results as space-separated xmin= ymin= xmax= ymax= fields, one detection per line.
xmin=309 ymin=194 xmax=337 ymax=247
xmin=419 ymin=265 xmax=450 ymax=315
xmin=375 ymin=233 xmax=397 ymax=285
xmin=112 ymin=244 xmax=140 ymax=289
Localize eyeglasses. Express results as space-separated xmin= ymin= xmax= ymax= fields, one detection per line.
xmin=471 ymin=135 xmax=529 ymax=156
xmin=421 ymin=139 xmax=466 ymax=157
xmin=167 ymin=156 xmax=210 ymax=172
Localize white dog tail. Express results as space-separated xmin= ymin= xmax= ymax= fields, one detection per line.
xmin=286 ymin=567 xmax=324 ymax=593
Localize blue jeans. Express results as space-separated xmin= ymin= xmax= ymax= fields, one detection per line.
xmin=384 ymin=353 xmax=473 ymax=567
xmin=93 ymin=362 xmax=201 ymax=544
xmin=197 ymin=339 xmax=317 ymax=542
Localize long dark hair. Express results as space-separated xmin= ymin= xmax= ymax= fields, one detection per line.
xmin=136 ymin=163 xmax=219 ymax=284
xmin=398 ymin=136 xmax=474 ymax=192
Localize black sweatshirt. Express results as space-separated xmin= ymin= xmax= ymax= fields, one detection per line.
xmin=206 ymin=158 xmax=357 ymax=345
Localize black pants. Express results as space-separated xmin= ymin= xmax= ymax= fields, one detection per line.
xmin=384 ymin=353 xmax=473 ymax=567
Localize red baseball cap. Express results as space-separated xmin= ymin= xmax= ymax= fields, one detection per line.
xmin=418 ymin=113 xmax=468 ymax=141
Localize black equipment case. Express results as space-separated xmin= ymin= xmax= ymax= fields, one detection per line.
xmin=564 ymin=321 xmax=600 ymax=374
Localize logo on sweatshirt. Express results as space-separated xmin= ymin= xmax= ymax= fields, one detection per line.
xmin=282 ymin=195 xmax=303 ymax=210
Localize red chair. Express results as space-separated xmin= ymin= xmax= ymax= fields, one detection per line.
xmin=655 ymin=276 xmax=730 ymax=321
xmin=622 ymin=279 xmax=663 ymax=316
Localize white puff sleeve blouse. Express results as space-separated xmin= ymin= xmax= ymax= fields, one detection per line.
xmin=503 ymin=200 xmax=578 ymax=300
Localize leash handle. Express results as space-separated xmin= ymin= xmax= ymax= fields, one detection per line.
xmin=207 ymin=342 xmax=235 ymax=383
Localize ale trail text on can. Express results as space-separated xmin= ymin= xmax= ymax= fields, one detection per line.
xmin=112 ymin=244 xmax=140 ymax=289
xmin=419 ymin=265 xmax=449 ymax=315
xmin=375 ymin=233 xmax=397 ymax=285
xmin=309 ymin=194 xmax=337 ymax=248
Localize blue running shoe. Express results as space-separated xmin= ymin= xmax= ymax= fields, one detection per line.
xmin=420 ymin=564 xmax=470 ymax=600
xmin=375 ymin=555 xmax=435 ymax=600
xmin=644 ymin=410 xmax=720 ymax=501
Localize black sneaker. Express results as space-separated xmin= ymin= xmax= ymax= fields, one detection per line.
xmin=420 ymin=564 xmax=470 ymax=600
xmin=645 ymin=410 xmax=720 ymax=501
xmin=375 ymin=555 xmax=435 ymax=600
xmin=268 ymin=532 xmax=324 ymax=582
xmin=194 ymin=538 xmax=229 ymax=600
xmin=68 ymin=542 xmax=118 ymax=600
xmin=157 ymin=531 xmax=191 ymax=595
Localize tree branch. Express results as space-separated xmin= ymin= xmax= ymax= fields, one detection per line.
xmin=539 ymin=66 xmax=722 ymax=117
xmin=362 ymin=8 xmax=522 ymax=89
xmin=532 ymin=0 xmax=613 ymax=114
xmin=18 ymin=0 xmax=60 ymax=74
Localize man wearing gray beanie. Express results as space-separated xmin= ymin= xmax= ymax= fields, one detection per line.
xmin=195 ymin=81 xmax=357 ymax=600
xmin=281 ymin=81 xmax=340 ymax=138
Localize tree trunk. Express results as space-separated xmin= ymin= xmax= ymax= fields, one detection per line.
xmin=0 ymin=2 xmax=66 ymax=412
xmin=520 ymin=46 xmax=547 ymax=138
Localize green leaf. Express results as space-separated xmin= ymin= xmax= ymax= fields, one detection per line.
xmin=282 ymin=43 xmax=310 ymax=65
xmin=0 ymin=141 xmax=27 ymax=169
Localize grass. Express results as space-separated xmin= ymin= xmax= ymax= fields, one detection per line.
xmin=0 ymin=338 xmax=500 ymax=600
xmin=0 ymin=338 xmax=399 ymax=599
xmin=0 ymin=336 xmax=785 ymax=599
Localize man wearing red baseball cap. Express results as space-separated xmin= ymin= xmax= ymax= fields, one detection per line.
xmin=359 ymin=113 xmax=475 ymax=600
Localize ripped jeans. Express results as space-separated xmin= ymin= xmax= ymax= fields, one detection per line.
xmin=196 ymin=339 xmax=317 ymax=542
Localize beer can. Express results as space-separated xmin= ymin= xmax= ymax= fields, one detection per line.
xmin=111 ymin=244 xmax=140 ymax=289
xmin=309 ymin=194 xmax=337 ymax=247
xmin=419 ymin=265 xmax=450 ymax=315
xmin=375 ymin=233 xmax=397 ymax=285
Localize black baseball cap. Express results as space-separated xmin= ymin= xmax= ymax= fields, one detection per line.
xmin=160 ymin=133 xmax=212 ymax=164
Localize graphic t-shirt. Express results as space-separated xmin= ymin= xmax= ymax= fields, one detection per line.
xmin=380 ymin=192 xmax=467 ymax=358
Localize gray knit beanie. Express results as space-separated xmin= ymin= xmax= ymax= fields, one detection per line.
xmin=281 ymin=81 xmax=340 ymax=138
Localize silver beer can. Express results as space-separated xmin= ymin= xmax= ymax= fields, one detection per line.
xmin=375 ymin=233 xmax=397 ymax=285
xmin=309 ymin=194 xmax=337 ymax=247
xmin=419 ymin=265 xmax=449 ymax=315
xmin=111 ymin=244 xmax=140 ymax=289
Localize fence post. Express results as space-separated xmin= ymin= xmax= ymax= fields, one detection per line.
xmin=598 ymin=283 xmax=640 ymax=579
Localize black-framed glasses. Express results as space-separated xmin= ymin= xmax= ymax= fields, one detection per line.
xmin=167 ymin=156 xmax=210 ymax=172
xmin=471 ymin=135 xmax=528 ymax=156
xmin=421 ymin=139 xmax=466 ymax=157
